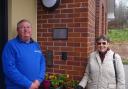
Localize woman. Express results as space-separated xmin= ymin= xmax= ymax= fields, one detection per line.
xmin=77 ymin=35 xmax=125 ymax=89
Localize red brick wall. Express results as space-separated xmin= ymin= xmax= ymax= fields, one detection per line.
xmin=37 ymin=0 xmax=107 ymax=80
xmin=95 ymin=0 xmax=107 ymax=37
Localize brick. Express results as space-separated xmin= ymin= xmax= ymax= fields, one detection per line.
xmin=48 ymin=19 xmax=60 ymax=23
xmin=37 ymin=0 xmax=107 ymax=81
xmin=54 ymin=69 xmax=65 ymax=74
xmin=74 ymin=17 xmax=88 ymax=22
xmin=61 ymin=9 xmax=73 ymax=13
xmin=61 ymin=0 xmax=74 ymax=3
xmin=68 ymin=33 xmax=81 ymax=37
xmin=60 ymin=65 xmax=73 ymax=70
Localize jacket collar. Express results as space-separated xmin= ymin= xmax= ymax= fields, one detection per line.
xmin=16 ymin=36 xmax=34 ymax=43
xmin=95 ymin=49 xmax=113 ymax=67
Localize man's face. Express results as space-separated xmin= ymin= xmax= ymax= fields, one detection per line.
xmin=96 ymin=39 xmax=109 ymax=53
xmin=17 ymin=21 xmax=32 ymax=42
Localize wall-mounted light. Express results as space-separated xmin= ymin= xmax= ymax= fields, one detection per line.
xmin=41 ymin=0 xmax=60 ymax=11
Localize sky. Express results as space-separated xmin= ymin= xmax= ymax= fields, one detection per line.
xmin=116 ymin=0 xmax=128 ymax=7
xmin=115 ymin=0 xmax=120 ymax=6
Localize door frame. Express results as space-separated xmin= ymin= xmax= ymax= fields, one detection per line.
xmin=0 ymin=0 xmax=8 ymax=88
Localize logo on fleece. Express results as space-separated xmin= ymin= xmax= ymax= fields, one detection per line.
xmin=34 ymin=50 xmax=42 ymax=53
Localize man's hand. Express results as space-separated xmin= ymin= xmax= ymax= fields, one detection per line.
xmin=34 ymin=80 xmax=40 ymax=87
xmin=29 ymin=80 xmax=40 ymax=89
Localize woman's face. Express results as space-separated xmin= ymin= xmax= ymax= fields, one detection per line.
xmin=96 ymin=39 xmax=109 ymax=53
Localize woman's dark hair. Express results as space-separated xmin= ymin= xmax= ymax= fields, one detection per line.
xmin=96 ymin=35 xmax=110 ymax=43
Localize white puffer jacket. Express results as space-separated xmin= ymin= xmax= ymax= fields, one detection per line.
xmin=79 ymin=50 xmax=125 ymax=89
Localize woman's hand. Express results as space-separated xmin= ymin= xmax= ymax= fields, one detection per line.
xmin=75 ymin=85 xmax=83 ymax=89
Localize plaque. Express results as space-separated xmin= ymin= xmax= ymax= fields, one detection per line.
xmin=53 ymin=28 xmax=68 ymax=40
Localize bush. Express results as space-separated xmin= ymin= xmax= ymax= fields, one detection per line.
xmin=42 ymin=73 xmax=79 ymax=89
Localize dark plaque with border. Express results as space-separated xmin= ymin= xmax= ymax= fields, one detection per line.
xmin=53 ymin=28 xmax=68 ymax=40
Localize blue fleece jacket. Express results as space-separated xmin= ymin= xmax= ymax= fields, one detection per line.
xmin=2 ymin=36 xmax=46 ymax=89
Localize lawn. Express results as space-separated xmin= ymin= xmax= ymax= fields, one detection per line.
xmin=107 ymin=28 xmax=128 ymax=64
xmin=107 ymin=28 xmax=128 ymax=42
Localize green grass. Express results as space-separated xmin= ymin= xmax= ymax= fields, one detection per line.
xmin=108 ymin=28 xmax=128 ymax=64
xmin=122 ymin=59 xmax=128 ymax=65
xmin=107 ymin=28 xmax=128 ymax=42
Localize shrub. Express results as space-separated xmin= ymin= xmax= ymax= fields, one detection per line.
xmin=42 ymin=73 xmax=79 ymax=89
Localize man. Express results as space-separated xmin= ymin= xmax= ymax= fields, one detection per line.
xmin=2 ymin=19 xmax=46 ymax=89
